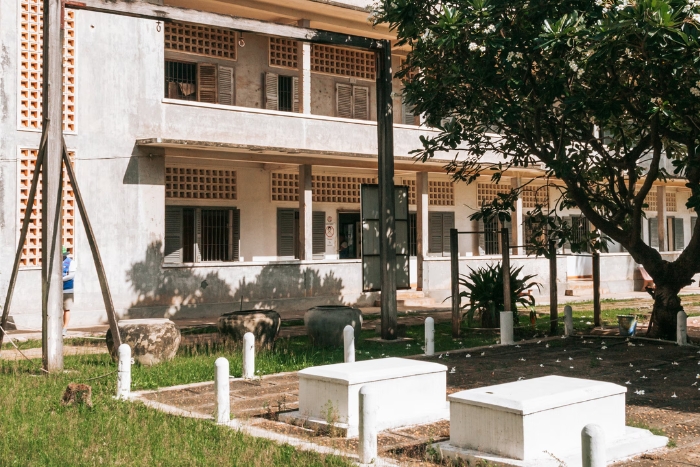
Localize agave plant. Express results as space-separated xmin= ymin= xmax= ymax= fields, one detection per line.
xmin=459 ymin=263 xmax=541 ymax=328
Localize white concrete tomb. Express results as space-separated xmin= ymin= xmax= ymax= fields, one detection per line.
xmin=281 ymin=357 xmax=448 ymax=437
xmin=437 ymin=375 xmax=667 ymax=467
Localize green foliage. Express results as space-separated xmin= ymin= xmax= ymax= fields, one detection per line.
xmin=459 ymin=262 xmax=541 ymax=327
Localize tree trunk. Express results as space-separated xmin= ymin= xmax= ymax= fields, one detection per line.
xmin=481 ymin=302 xmax=500 ymax=328
xmin=647 ymin=284 xmax=683 ymax=340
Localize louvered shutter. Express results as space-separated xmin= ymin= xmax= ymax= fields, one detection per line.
xmin=649 ymin=217 xmax=659 ymax=248
xmin=194 ymin=208 xmax=202 ymax=262
xmin=164 ymin=207 xmax=183 ymax=264
xmin=674 ymin=217 xmax=684 ymax=251
xmin=277 ymin=208 xmax=296 ymax=257
xmin=217 ymin=65 xmax=234 ymax=106
xmin=231 ymin=208 xmax=240 ymax=261
xmin=197 ymin=63 xmax=218 ymax=103
xmin=442 ymin=211 xmax=455 ymax=255
xmin=478 ymin=218 xmax=485 ymax=254
xmin=312 ymin=211 xmax=325 ymax=255
xmin=265 ymin=72 xmax=279 ymax=110
xmin=428 ymin=212 xmax=443 ymax=254
xmin=353 ymin=86 xmax=369 ymax=120
xmin=402 ymin=98 xmax=415 ymax=125
xmin=292 ymin=76 xmax=300 ymax=113
xmin=336 ymin=83 xmax=353 ymax=118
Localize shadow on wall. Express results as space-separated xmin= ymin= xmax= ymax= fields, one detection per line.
xmin=125 ymin=242 xmax=346 ymax=318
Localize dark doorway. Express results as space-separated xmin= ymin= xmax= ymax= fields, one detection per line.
xmin=338 ymin=212 xmax=361 ymax=259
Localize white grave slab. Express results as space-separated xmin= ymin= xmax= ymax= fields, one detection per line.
xmin=437 ymin=375 xmax=667 ymax=466
xmin=281 ymin=357 xmax=448 ymax=437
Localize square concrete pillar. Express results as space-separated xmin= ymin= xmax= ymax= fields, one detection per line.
xmin=657 ymin=185 xmax=666 ymax=252
xmin=300 ymin=41 xmax=311 ymax=114
xmin=299 ymin=164 xmax=313 ymax=260
xmin=511 ymin=177 xmax=524 ymax=256
xmin=471 ymin=218 xmax=480 ymax=256
xmin=416 ymin=172 xmax=429 ymax=290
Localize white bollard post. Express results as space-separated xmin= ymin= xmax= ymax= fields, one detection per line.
xmin=359 ymin=385 xmax=378 ymax=464
xmin=500 ymin=311 xmax=514 ymax=345
xmin=677 ymin=310 xmax=688 ymax=346
xmin=243 ymin=332 xmax=255 ymax=379
xmin=343 ymin=325 xmax=355 ymax=363
xmin=425 ymin=317 xmax=435 ymax=356
xmin=215 ymin=357 xmax=230 ymax=424
xmin=564 ymin=305 xmax=574 ymax=337
xmin=116 ymin=343 xmax=131 ymax=400
xmin=581 ymin=424 xmax=606 ymax=467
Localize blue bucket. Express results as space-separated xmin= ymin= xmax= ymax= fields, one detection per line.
xmin=617 ymin=315 xmax=637 ymax=336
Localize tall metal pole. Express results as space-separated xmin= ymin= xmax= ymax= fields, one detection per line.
xmin=376 ymin=40 xmax=397 ymax=340
xmin=41 ymin=0 xmax=65 ymax=372
xmin=450 ymin=228 xmax=460 ymax=337
xmin=549 ymin=240 xmax=558 ymax=335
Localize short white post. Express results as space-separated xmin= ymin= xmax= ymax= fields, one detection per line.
xmin=564 ymin=305 xmax=574 ymax=337
xmin=581 ymin=424 xmax=606 ymax=467
xmin=425 ymin=317 xmax=435 ymax=356
xmin=677 ymin=310 xmax=688 ymax=346
xmin=215 ymin=357 xmax=230 ymax=424
xmin=116 ymin=343 xmax=131 ymax=400
xmin=359 ymin=385 xmax=378 ymax=464
xmin=500 ymin=311 xmax=514 ymax=345
xmin=243 ymin=332 xmax=255 ymax=379
xmin=343 ymin=325 xmax=355 ymax=363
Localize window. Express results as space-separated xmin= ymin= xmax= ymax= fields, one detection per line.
xmin=336 ymin=84 xmax=369 ymax=120
xmin=648 ymin=217 xmax=658 ymax=249
xmin=670 ymin=217 xmax=684 ymax=251
xmin=478 ymin=216 xmax=511 ymax=255
xmin=428 ymin=212 xmax=455 ymax=255
xmin=265 ymin=72 xmax=299 ymax=112
xmin=277 ymin=209 xmax=326 ymax=259
xmin=568 ymin=216 xmax=590 ymax=253
xmin=164 ymin=207 xmax=240 ymax=264
xmin=270 ymin=172 xmax=377 ymax=203
xmin=165 ymin=61 xmax=235 ymax=105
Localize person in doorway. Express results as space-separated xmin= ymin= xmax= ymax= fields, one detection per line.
xmin=338 ymin=235 xmax=349 ymax=259
xmin=62 ymin=246 xmax=76 ymax=337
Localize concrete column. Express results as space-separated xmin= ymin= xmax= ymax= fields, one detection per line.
xmin=215 ymin=357 xmax=230 ymax=423
xmin=677 ymin=310 xmax=688 ymax=346
xmin=243 ymin=332 xmax=255 ymax=379
xmin=301 ymin=41 xmax=311 ymax=115
xmin=581 ymin=424 xmax=606 ymax=467
xmin=471 ymin=218 xmax=480 ymax=256
xmin=359 ymin=386 xmax=378 ymax=464
xmin=416 ymin=172 xmax=429 ymax=290
xmin=116 ymin=343 xmax=131 ymax=400
xmin=500 ymin=311 xmax=514 ymax=345
xmin=424 ymin=317 xmax=435 ymax=356
xmin=511 ymin=177 xmax=524 ymax=256
xmin=298 ymin=164 xmax=313 ymax=260
xmin=343 ymin=325 xmax=355 ymax=363
xmin=657 ymin=185 xmax=667 ymax=252
xmin=564 ymin=305 xmax=574 ymax=337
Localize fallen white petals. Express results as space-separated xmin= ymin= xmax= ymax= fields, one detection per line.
xmin=672 ymin=392 xmax=678 ymax=398
xmin=635 ymin=389 xmax=645 ymax=395
xmin=601 ymin=346 xmax=608 ymax=350
xmin=449 ymin=367 xmax=456 ymax=374
xmin=540 ymin=364 xmax=544 ymax=368
xmin=625 ymin=381 xmax=631 ymax=385
xmin=481 ymin=352 xmax=486 ymax=356
xmin=465 ymin=354 xmax=471 ymax=358
xmin=672 ymin=362 xmax=679 ymax=366
xmin=519 ymin=358 xmax=526 ymax=362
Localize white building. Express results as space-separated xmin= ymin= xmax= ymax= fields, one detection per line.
xmin=0 ymin=0 xmax=696 ymax=328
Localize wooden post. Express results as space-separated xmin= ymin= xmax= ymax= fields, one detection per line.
xmin=298 ymin=164 xmax=313 ymax=260
xmin=376 ymin=40 xmax=397 ymax=340
xmin=61 ymin=141 xmax=122 ymax=348
xmin=41 ymin=0 xmax=65 ymax=372
xmin=501 ymin=227 xmax=511 ymax=317
xmin=549 ymin=240 xmax=558 ymax=335
xmin=450 ymin=228 xmax=460 ymax=337
xmin=593 ymin=251 xmax=601 ymax=327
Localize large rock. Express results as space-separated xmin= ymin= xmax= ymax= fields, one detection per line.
xmin=218 ymin=309 xmax=281 ymax=348
xmin=305 ymin=306 xmax=362 ymax=347
xmin=106 ymin=319 xmax=181 ymax=366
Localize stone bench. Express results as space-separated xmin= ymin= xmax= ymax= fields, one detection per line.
xmin=437 ymin=375 xmax=667 ymax=466
xmin=280 ymin=357 xmax=448 ymax=437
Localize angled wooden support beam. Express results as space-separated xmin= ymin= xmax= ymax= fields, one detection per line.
xmin=61 ymin=139 xmax=122 ymax=349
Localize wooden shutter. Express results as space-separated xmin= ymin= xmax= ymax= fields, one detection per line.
xmin=231 ymin=208 xmax=240 ymax=261
xmin=402 ymin=98 xmax=415 ymax=125
xmin=428 ymin=212 xmax=443 ymax=254
xmin=442 ymin=211 xmax=455 ymax=255
xmin=292 ymin=76 xmax=300 ymax=113
xmin=194 ymin=208 xmax=202 ymax=262
xmin=197 ymin=63 xmax=218 ymax=103
xmin=353 ymin=86 xmax=369 ymax=120
xmin=336 ymin=83 xmax=353 ymax=118
xmin=217 ymin=65 xmax=235 ymax=106
xmin=649 ymin=217 xmax=659 ymax=248
xmin=312 ymin=211 xmax=325 ymax=255
xmin=277 ymin=208 xmax=296 ymax=257
xmin=164 ymin=207 xmax=183 ymax=264
xmin=264 ymin=72 xmax=279 ymax=110
xmin=478 ymin=218 xmax=485 ymax=254
xmin=674 ymin=217 xmax=684 ymax=251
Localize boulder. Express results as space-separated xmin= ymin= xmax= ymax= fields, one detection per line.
xmin=106 ymin=318 xmax=181 ymax=366
xmin=305 ymin=305 xmax=363 ymax=347
xmin=218 ymin=309 xmax=281 ymax=348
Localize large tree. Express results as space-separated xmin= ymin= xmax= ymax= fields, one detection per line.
xmin=376 ymin=0 xmax=700 ymax=339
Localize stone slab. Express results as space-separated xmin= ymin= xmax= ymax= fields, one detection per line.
xmin=289 ymin=357 xmax=448 ymax=437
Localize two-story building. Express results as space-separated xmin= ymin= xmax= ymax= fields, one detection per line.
xmin=0 ymin=0 xmax=697 ymax=328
